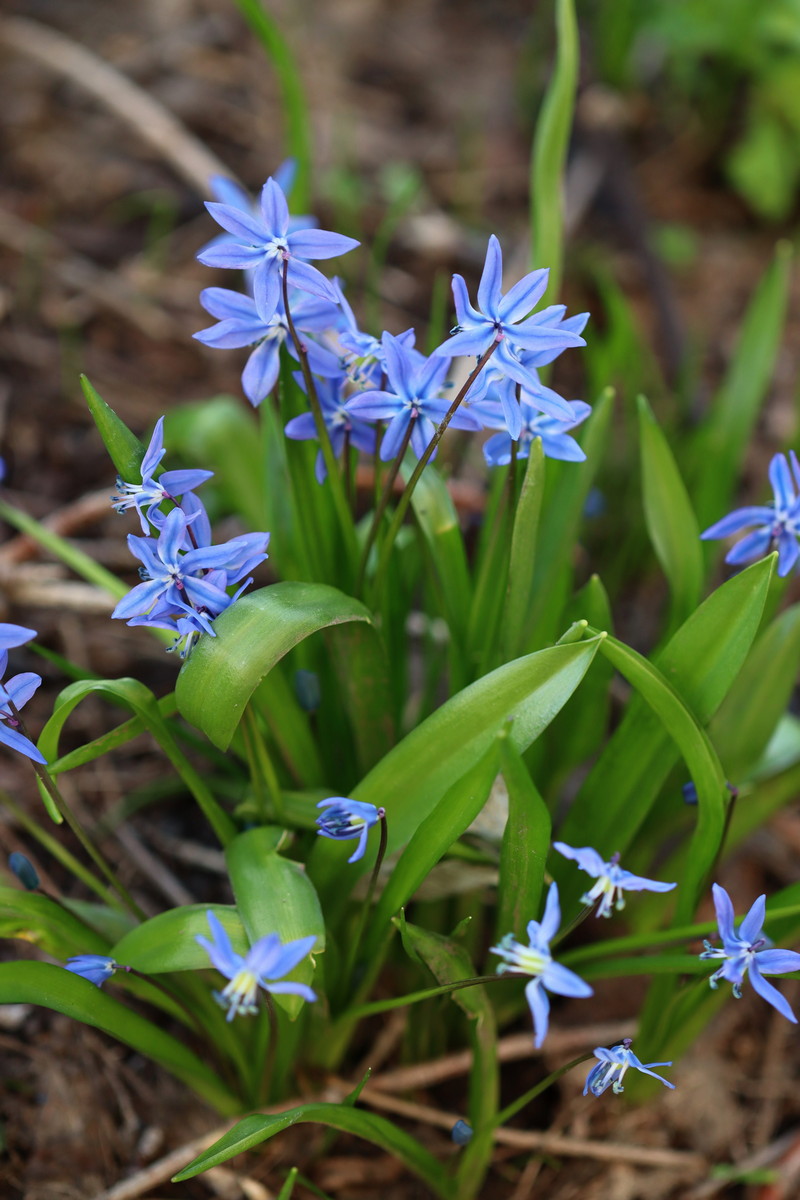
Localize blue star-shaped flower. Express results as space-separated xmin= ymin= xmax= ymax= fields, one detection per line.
xmin=111 ymin=417 xmax=213 ymax=533
xmin=0 ymin=651 xmax=45 ymax=763
xmin=490 ymin=882 xmax=592 ymax=1048
xmin=584 ymin=1038 xmax=674 ymax=1096
xmin=431 ymin=235 xmax=586 ymax=436
xmin=285 ymin=375 xmax=378 ymax=483
xmin=345 ymin=331 xmax=481 ymax=462
xmin=553 ymin=842 xmax=676 ymax=918
xmin=64 ymin=955 xmax=120 ymax=987
xmin=475 ymin=397 xmax=591 ymax=467
xmin=315 ymin=797 xmax=384 ymax=862
xmin=700 ymin=883 xmax=800 ymax=1022
xmin=196 ymin=910 xmax=317 ymax=1021
xmin=701 ymin=452 xmax=800 ymax=577
xmin=198 ymin=176 xmax=359 ymax=323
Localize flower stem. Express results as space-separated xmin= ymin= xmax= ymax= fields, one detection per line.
xmin=241 ymin=706 xmax=284 ymax=822
xmin=343 ymin=970 xmax=509 ymax=1022
xmin=371 ymin=341 xmax=499 ymax=594
xmin=281 ymin=263 xmax=357 ymax=581
xmin=494 ymin=1053 xmax=592 ymax=1127
xmin=343 ymin=809 xmax=388 ymax=991
xmin=355 ymin=423 xmax=414 ymax=594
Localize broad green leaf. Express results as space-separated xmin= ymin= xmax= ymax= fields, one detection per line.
xmin=172 ymin=1104 xmax=448 ymax=1196
xmin=592 ymin=635 xmax=728 ymax=924
xmin=38 ymin=678 xmax=235 ymax=845
xmin=251 ymin=671 xmax=324 ymax=787
xmin=365 ymin=741 xmax=500 ymax=955
xmin=225 ymin=826 xmax=325 ymax=1018
xmin=176 ymin=583 xmax=374 ymax=750
xmin=0 ymin=962 xmax=238 ymax=1113
xmin=82 ymin=374 xmax=146 ymax=482
xmin=407 ymin=461 xmax=472 ymax=650
xmin=502 ymin=438 xmax=545 ymax=661
xmin=496 ymin=739 xmax=550 ymax=939
xmin=557 ymin=557 xmax=774 ymax=911
xmin=348 ymin=636 xmax=602 ymax=859
xmin=0 ymin=887 xmax=109 ymax=958
xmin=709 ymin=602 xmax=800 ymax=782
xmin=47 ymin=691 xmax=178 ymax=775
xmin=530 ymin=0 xmax=578 ymax=302
xmin=111 ymin=904 xmax=248 ymax=973
xmin=637 ymin=394 xmax=702 ymax=626
xmin=324 ymin=620 xmax=394 ymax=776
xmin=692 ymin=243 xmax=792 ymax=529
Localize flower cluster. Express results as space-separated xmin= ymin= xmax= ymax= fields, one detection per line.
xmin=0 ymin=622 xmax=45 ymax=763
xmin=702 ymin=451 xmax=800 ymax=577
xmin=195 ymin=174 xmax=590 ymax=474
xmin=110 ymin=421 xmax=269 ymax=657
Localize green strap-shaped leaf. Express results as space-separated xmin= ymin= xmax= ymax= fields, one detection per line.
xmin=591 ymin=634 xmax=728 ymax=924
xmin=496 ymin=739 xmax=550 ymax=940
xmin=172 ymin=1104 xmax=449 ymax=1195
xmin=176 ymin=582 xmax=375 ymax=750
xmin=692 ymin=242 xmax=792 ymax=530
xmin=530 ymin=0 xmax=578 ymax=302
xmin=38 ymin=678 xmax=235 ymax=845
xmin=638 ymin=394 xmax=702 ymax=627
xmin=502 ymin=438 xmax=545 ymax=661
xmin=0 ymin=962 xmax=238 ymax=1113
xmin=111 ymin=904 xmax=248 ymax=973
xmin=709 ymin=602 xmax=800 ymax=783
xmin=556 ymin=556 xmax=774 ymax=899
xmin=407 ymin=461 xmax=473 ymax=653
xmin=225 ymin=826 xmax=325 ymax=1019
xmin=82 ymin=374 xmax=147 ymax=482
xmin=0 ymin=887 xmax=110 ymax=958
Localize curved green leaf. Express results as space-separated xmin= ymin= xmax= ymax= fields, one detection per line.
xmin=0 ymin=962 xmax=238 ymax=1113
xmin=503 ymin=437 xmax=545 ymax=660
xmin=82 ymin=374 xmax=146 ymax=482
xmin=638 ymin=394 xmax=702 ymax=625
xmin=0 ymin=887 xmax=109 ymax=958
xmin=111 ymin=904 xmax=248 ymax=973
xmin=225 ymin=827 xmax=325 ymax=1018
xmin=496 ymin=740 xmax=550 ymax=939
xmin=172 ymin=1103 xmax=448 ymax=1195
xmin=176 ymin=582 xmax=374 ymax=750
xmin=38 ymin=678 xmax=234 ymax=845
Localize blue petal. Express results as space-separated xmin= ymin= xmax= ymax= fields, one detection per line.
xmin=477 ymin=235 xmax=504 ymax=317
xmin=199 ymin=286 xmax=259 ymax=322
xmin=769 ymin=453 xmax=795 ymax=512
xmin=755 ymin=948 xmax=800 ymax=974
xmin=553 ymin=842 xmax=607 ymax=879
xmin=700 ymin=507 xmax=774 ymax=539
xmin=749 ymin=960 xmax=798 ymax=1022
xmin=497 ymin=267 xmax=549 ymax=324
xmin=738 ymin=894 xmax=766 ymax=945
xmin=252 ymin=260 xmax=282 ymax=323
xmin=287 ymin=229 xmax=360 ymax=260
xmin=242 ymin=340 xmax=281 ymax=406
xmin=539 ymin=881 xmax=562 ymax=944
xmin=541 ymin=960 xmax=593 ymax=998
xmin=204 ymin=201 xmax=266 ymax=243
xmin=725 ymin=527 xmax=773 ymax=565
xmin=524 ymin=978 xmax=550 ymax=1048
xmin=259 ymin=178 xmax=290 ymax=237
xmin=0 ymin=722 xmax=47 ymax=763
xmin=711 ymin=883 xmax=736 ymax=947
xmin=286 ymin=257 xmax=339 ymax=303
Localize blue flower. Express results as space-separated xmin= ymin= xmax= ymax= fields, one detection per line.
xmin=476 ymin=398 xmax=591 ymax=467
xmin=194 ymin=287 xmax=341 ymax=408
xmin=196 ymin=910 xmax=317 ymax=1021
xmin=700 ymin=883 xmax=800 ymax=1022
xmin=701 ymin=452 xmax=800 ymax=577
xmin=583 ymin=1039 xmax=674 ymax=1096
xmin=285 ymin=374 xmax=378 ymax=483
xmin=490 ymin=882 xmax=592 ymax=1048
xmin=315 ymin=798 xmax=384 ymax=863
xmin=199 ymin=161 xmax=317 ymax=259
xmin=111 ymin=417 xmax=213 ymax=533
xmin=553 ymin=842 xmax=676 ymax=918
xmin=0 ymin=652 xmax=45 ymax=763
xmin=345 ymin=331 xmax=482 ymax=462
xmin=198 ymin=176 xmax=359 ymax=323
xmin=0 ymin=624 xmax=37 ymax=651
xmin=64 ymin=954 xmax=120 ymax=987
xmin=431 ymin=235 xmax=586 ymax=435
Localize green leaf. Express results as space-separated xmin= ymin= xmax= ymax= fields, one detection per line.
xmin=637 ymin=395 xmax=702 ymax=626
xmin=557 ymin=557 xmax=774 ymax=905
xmin=692 ymin=243 xmax=792 ymax=529
xmin=111 ymin=904 xmax=248 ymax=973
xmin=407 ymin=461 xmax=472 ymax=651
xmin=496 ymin=740 xmax=550 ymax=939
xmin=530 ymin=0 xmax=579 ymax=302
xmin=38 ymin=678 xmax=235 ymax=845
xmin=172 ymin=1104 xmax=448 ymax=1196
xmin=82 ymin=374 xmax=147 ymax=482
xmin=176 ymin=583 xmax=375 ymax=750
xmin=502 ymin=438 xmax=545 ymax=660
xmin=365 ymin=741 xmax=501 ymax=954
xmin=0 ymin=887 xmax=110 ymax=958
xmin=0 ymin=962 xmax=238 ymax=1113
xmin=324 ymin=620 xmax=395 ymax=776
xmin=709 ymin=602 xmax=800 ymax=782
xmin=225 ymin=826 xmax=325 ymax=1018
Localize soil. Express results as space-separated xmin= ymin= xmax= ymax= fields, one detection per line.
xmin=1 ymin=1 xmax=800 ymax=1198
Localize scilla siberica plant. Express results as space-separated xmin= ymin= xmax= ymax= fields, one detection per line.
xmin=2 ymin=50 xmax=800 ymax=1200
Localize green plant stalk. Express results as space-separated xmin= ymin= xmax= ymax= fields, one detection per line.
xmin=356 ymin=425 xmax=414 ymax=593
xmin=0 ymin=788 xmax=115 ymax=905
xmin=494 ymin=1052 xmax=591 ymax=1127
xmin=342 ymin=973 xmax=506 ymax=1022
xmin=342 ymin=811 xmax=388 ymax=992
xmin=241 ymin=706 xmax=285 ymax=822
xmin=372 ymin=341 xmax=500 ymax=593
xmin=229 ymin=0 xmax=312 ymax=210
xmin=282 ymin=264 xmax=357 ymax=581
